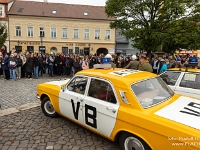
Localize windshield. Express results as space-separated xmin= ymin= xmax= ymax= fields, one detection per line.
xmin=131 ymin=77 xmax=174 ymax=108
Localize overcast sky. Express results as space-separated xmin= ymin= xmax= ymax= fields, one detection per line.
xmin=37 ymin=0 xmax=106 ymax=6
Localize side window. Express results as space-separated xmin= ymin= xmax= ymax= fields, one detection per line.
xmin=88 ymin=79 xmax=117 ymax=104
xmin=67 ymin=76 xmax=88 ymax=94
xmin=180 ymin=73 xmax=200 ymax=89
xmin=160 ymin=71 xmax=181 ymax=86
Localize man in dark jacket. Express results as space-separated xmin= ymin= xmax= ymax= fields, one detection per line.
xmin=124 ymin=55 xmax=139 ymax=70
xmin=54 ymin=53 xmax=62 ymax=76
xmin=2 ymin=53 xmax=10 ymax=80
xmin=138 ymin=54 xmax=153 ymax=72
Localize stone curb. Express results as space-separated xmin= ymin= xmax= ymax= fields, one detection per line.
xmin=0 ymin=102 xmax=40 ymax=116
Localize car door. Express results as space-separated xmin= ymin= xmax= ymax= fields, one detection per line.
xmin=59 ymin=76 xmax=88 ymax=124
xmin=82 ymin=78 xmax=119 ymax=137
xmin=160 ymin=71 xmax=182 ymax=91
xmin=174 ymin=72 xmax=200 ymax=98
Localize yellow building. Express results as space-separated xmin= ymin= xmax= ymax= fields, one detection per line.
xmin=8 ymin=1 xmax=116 ymax=55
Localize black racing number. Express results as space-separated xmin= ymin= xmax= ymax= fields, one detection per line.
xmin=180 ymin=102 xmax=200 ymax=117
xmin=85 ymin=104 xmax=97 ymax=129
xmin=71 ymin=99 xmax=97 ymax=129
xmin=71 ymin=99 xmax=80 ymax=120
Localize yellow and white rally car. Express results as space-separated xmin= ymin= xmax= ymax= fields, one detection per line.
xmin=37 ymin=68 xmax=200 ymax=150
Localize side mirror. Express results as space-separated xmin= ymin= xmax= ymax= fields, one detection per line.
xmin=61 ymin=85 xmax=66 ymax=92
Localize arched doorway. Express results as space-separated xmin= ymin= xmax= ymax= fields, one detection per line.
xmin=50 ymin=47 xmax=57 ymax=54
xmin=96 ymin=48 xmax=108 ymax=56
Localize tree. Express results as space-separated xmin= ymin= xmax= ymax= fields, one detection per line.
xmin=0 ymin=23 xmax=8 ymax=48
xmin=105 ymin=0 xmax=200 ymax=54
xmin=162 ymin=18 xmax=200 ymax=53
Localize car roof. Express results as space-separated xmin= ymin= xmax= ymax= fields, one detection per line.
xmin=76 ymin=68 xmax=157 ymax=86
xmin=168 ymin=68 xmax=200 ymax=73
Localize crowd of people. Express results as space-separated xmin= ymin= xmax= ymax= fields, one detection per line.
xmin=0 ymin=51 xmax=200 ymax=81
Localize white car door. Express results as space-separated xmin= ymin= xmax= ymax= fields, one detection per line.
xmin=82 ymin=78 xmax=119 ymax=137
xmin=174 ymin=72 xmax=200 ymax=98
xmin=59 ymin=76 xmax=89 ymax=124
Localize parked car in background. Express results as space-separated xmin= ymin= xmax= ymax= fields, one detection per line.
xmin=160 ymin=68 xmax=200 ymax=99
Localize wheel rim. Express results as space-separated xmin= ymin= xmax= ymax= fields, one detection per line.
xmin=44 ymin=100 xmax=55 ymax=115
xmin=124 ymin=137 xmax=145 ymax=150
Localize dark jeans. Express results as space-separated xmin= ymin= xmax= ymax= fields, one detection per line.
xmin=65 ymin=67 xmax=71 ymax=76
xmin=26 ymin=71 xmax=32 ymax=78
xmin=56 ymin=64 xmax=62 ymax=76
xmin=39 ymin=66 xmax=43 ymax=76
xmin=0 ymin=68 xmax=3 ymax=75
xmin=21 ymin=66 xmax=26 ymax=78
xmin=4 ymin=70 xmax=10 ymax=80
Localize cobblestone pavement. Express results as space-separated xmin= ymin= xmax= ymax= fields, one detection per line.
xmin=0 ymin=107 xmax=119 ymax=150
xmin=0 ymin=75 xmax=69 ymax=110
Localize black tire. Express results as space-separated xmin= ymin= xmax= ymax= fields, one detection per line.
xmin=41 ymin=97 xmax=59 ymax=118
xmin=119 ymin=132 xmax=151 ymax=150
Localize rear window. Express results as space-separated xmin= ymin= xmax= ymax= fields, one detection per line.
xmin=160 ymin=71 xmax=181 ymax=86
xmin=131 ymin=77 xmax=174 ymax=108
xmin=180 ymin=73 xmax=200 ymax=89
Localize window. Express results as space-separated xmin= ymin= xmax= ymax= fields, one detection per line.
xmin=105 ymin=30 xmax=110 ymax=39
xmin=131 ymin=77 xmax=174 ymax=108
xmin=74 ymin=29 xmax=79 ymax=38
xmin=15 ymin=26 xmax=21 ymax=36
xmin=39 ymin=27 xmax=45 ymax=37
xmin=0 ymin=7 xmax=2 ymax=16
xmin=160 ymin=71 xmax=181 ymax=86
xmin=87 ymin=78 xmax=117 ymax=104
xmin=62 ymin=47 xmax=68 ymax=55
xmin=28 ymin=27 xmax=33 ymax=37
xmin=84 ymin=29 xmax=89 ymax=39
xmin=51 ymin=28 xmax=56 ymax=38
xmin=67 ymin=76 xmax=88 ymax=95
xmin=95 ymin=30 xmax=100 ymax=39
xmin=62 ymin=28 xmax=68 ymax=38
xmin=180 ymin=73 xmax=200 ymax=89
xmin=75 ymin=47 xmax=79 ymax=54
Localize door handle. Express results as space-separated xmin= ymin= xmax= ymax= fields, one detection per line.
xmin=106 ymin=106 xmax=116 ymax=113
xmin=77 ymin=97 xmax=83 ymax=102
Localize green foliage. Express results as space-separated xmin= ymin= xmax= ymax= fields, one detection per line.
xmin=105 ymin=0 xmax=200 ymax=53
xmin=0 ymin=23 xmax=8 ymax=48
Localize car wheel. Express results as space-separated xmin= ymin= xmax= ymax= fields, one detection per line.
xmin=41 ymin=97 xmax=59 ymax=118
xmin=119 ymin=133 xmax=151 ymax=150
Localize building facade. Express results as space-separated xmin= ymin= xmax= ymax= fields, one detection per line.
xmin=116 ymin=29 xmax=138 ymax=56
xmin=8 ymin=1 xmax=115 ymax=55
xmin=0 ymin=0 xmax=13 ymax=52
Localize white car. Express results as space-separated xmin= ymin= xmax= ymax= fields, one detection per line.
xmin=160 ymin=68 xmax=200 ymax=98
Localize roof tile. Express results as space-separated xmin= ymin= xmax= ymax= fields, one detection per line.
xmin=8 ymin=1 xmax=115 ymax=21
xmin=0 ymin=0 xmax=12 ymax=3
